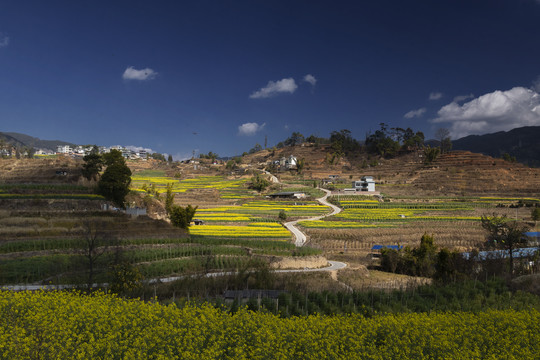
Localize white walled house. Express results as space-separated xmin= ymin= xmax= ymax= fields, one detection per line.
xmin=352 ymin=176 xmax=376 ymax=192
xmin=57 ymin=145 xmax=72 ymax=154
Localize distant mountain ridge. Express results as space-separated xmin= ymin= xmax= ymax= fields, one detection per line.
xmin=0 ymin=132 xmax=74 ymax=151
xmin=451 ymin=126 xmax=540 ymax=167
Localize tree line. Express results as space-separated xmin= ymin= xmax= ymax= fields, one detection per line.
xmin=267 ymin=124 xmax=452 ymax=163
xmin=380 ymin=214 xmax=536 ymax=281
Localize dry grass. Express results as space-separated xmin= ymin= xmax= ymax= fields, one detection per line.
xmin=306 ymin=221 xmax=486 ymax=253
xmin=337 ymin=268 xmax=431 ymax=291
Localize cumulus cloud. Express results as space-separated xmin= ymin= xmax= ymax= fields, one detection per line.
xmin=173 ymin=152 xmax=194 ymax=161
xmin=453 ymin=94 xmax=474 ymax=103
xmin=125 ymin=145 xmax=154 ymax=153
xmin=432 ymin=87 xmax=540 ymax=138
xmin=404 ymin=108 xmax=427 ymax=119
xmin=249 ymin=78 xmax=297 ymax=99
xmin=303 ymin=74 xmax=317 ymax=86
xmin=238 ymin=122 xmax=266 ymax=136
xmin=429 ymin=92 xmax=443 ymax=100
xmin=533 ymin=76 xmax=540 ymax=92
xmin=0 ymin=33 xmax=9 ymax=48
xmin=122 ymin=66 xmax=158 ymax=81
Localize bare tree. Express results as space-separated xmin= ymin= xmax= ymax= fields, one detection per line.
xmin=79 ymin=220 xmax=117 ymax=291
xmin=481 ymin=215 xmax=529 ymax=275
xmin=435 ymin=128 xmax=452 ymax=154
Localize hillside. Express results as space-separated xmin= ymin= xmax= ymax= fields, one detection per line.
xmin=240 ymin=145 xmax=540 ymax=197
xmin=0 ymin=132 xmax=26 ymax=148
xmin=0 ymin=131 xmax=74 ymax=151
xmin=452 ymin=126 xmax=540 ymax=167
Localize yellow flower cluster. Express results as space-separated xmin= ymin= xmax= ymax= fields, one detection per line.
xmin=189 ymin=224 xmax=290 ymax=239
xmin=1 ymin=290 xmax=539 ymax=359
xmin=131 ymin=175 xmax=248 ymax=194
xmin=337 ymin=208 xmax=418 ymax=221
xmin=195 ymin=213 xmax=252 ymax=222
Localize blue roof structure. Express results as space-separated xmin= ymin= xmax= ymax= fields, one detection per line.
xmin=371 ymin=245 xmax=403 ymax=251
xmin=462 ymin=247 xmax=539 ymax=261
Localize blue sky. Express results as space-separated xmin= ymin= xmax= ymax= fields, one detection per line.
xmin=1 ymin=0 xmax=540 ymax=159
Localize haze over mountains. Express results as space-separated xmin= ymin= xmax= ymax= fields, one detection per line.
xmin=1 ymin=126 xmax=539 ymax=167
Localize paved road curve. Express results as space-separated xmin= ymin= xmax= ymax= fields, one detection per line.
xmin=2 ymin=261 xmax=349 ymax=290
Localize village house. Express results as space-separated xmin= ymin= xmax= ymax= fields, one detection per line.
xmin=352 ymin=176 xmax=376 ymax=192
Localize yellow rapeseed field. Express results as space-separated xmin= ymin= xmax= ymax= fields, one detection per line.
xmin=1 ymin=290 xmax=539 ymax=359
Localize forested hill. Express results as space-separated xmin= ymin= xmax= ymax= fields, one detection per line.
xmin=0 ymin=132 xmax=74 ymax=151
xmin=452 ymin=126 xmax=540 ymax=167
xmin=0 ymin=132 xmax=25 ymax=148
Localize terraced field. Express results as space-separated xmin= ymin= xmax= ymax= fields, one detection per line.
xmin=0 ymin=167 xmax=326 ymax=287
xmin=300 ymin=194 xmax=539 ymax=254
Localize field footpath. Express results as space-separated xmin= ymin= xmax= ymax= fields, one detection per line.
xmin=284 ymin=188 xmax=341 ymax=246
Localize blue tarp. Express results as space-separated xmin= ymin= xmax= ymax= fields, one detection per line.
xmin=462 ymin=247 xmax=539 ymax=261
xmin=371 ymin=245 xmax=403 ymax=251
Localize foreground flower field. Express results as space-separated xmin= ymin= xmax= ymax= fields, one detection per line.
xmin=1 ymin=290 xmax=539 ymax=359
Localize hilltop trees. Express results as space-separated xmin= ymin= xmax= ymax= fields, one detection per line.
xmin=365 ymin=123 xmax=400 ymax=158
xmin=365 ymin=124 xmax=425 ymax=158
xmin=330 ymin=129 xmax=361 ymax=155
xmin=435 ymin=128 xmax=452 ymax=154
xmin=277 ymin=132 xmax=305 ymax=148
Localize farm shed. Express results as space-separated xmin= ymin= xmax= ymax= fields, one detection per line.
xmin=267 ymin=192 xmax=306 ymax=199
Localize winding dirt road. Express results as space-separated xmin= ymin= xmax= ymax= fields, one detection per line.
xmin=284 ymin=188 xmax=342 ymax=246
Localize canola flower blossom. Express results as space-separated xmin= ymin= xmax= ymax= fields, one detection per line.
xmin=189 ymin=223 xmax=291 ymax=239
xmin=0 ymin=290 xmax=539 ymax=359
xmin=131 ymin=175 xmax=249 ymax=194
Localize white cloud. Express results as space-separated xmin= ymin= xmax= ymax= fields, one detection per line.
xmin=432 ymin=87 xmax=540 ymax=138
xmin=404 ymin=108 xmax=427 ymax=119
xmin=0 ymin=33 xmax=9 ymax=48
xmin=453 ymin=94 xmax=474 ymax=103
xmin=533 ymin=76 xmax=540 ymax=92
xmin=303 ymin=74 xmax=317 ymax=86
xmin=429 ymin=92 xmax=443 ymax=100
xmin=238 ymin=122 xmax=266 ymax=136
xmin=173 ymin=152 xmax=193 ymax=161
xmin=249 ymin=78 xmax=297 ymax=99
xmin=122 ymin=66 xmax=158 ymax=81
xmin=125 ymin=145 xmax=154 ymax=153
